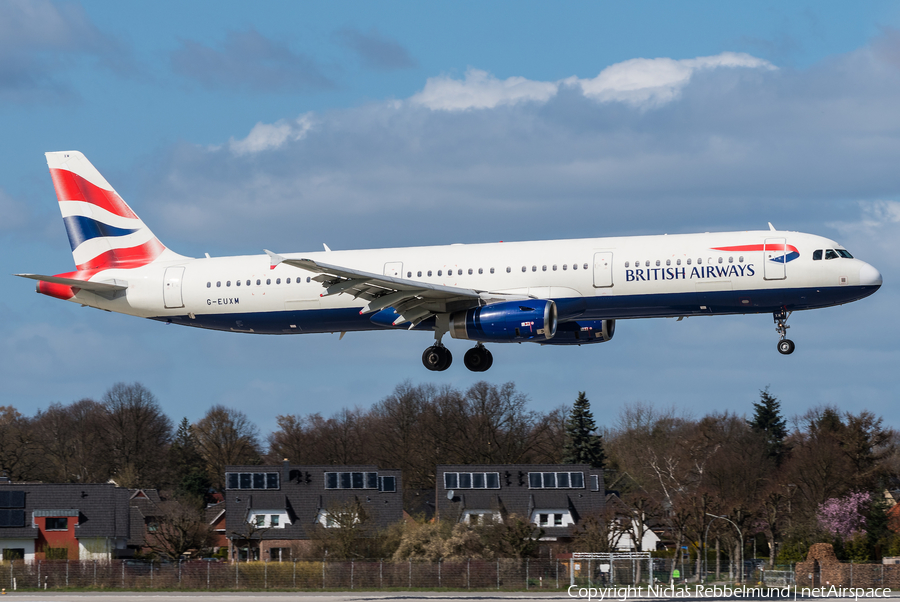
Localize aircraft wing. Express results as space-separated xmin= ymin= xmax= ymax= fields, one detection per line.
xmin=265 ymin=251 xmax=530 ymax=327
xmin=15 ymin=273 xmax=128 ymax=293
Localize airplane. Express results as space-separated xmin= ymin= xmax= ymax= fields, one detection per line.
xmin=16 ymin=151 xmax=882 ymax=372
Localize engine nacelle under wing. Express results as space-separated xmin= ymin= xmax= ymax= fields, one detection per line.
xmin=449 ymin=300 xmax=557 ymax=343
xmin=540 ymin=319 xmax=616 ymax=345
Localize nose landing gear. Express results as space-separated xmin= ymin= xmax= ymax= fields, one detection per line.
xmin=774 ymin=308 xmax=795 ymax=355
xmin=463 ymin=344 xmax=493 ymax=372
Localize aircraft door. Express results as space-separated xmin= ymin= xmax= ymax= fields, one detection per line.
xmin=593 ymin=252 xmax=613 ymax=288
xmin=163 ymin=266 xmax=185 ymax=309
xmin=384 ymin=262 xmax=403 ymax=278
xmin=764 ymin=238 xmax=787 ymax=280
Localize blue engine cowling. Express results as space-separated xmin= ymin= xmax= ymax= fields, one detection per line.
xmin=540 ymin=319 xmax=616 ymax=345
xmin=449 ymin=300 xmax=557 ymax=342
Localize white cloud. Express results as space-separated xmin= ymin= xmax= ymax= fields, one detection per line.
xmin=228 ymin=113 xmax=314 ymax=155
xmin=409 ymin=53 xmax=775 ymax=112
xmin=410 ymin=68 xmax=558 ymax=111
xmin=573 ymin=52 xmax=776 ymax=107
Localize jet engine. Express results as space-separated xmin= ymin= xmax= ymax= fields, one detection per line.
xmin=540 ymin=319 xmax=616 ymax=345
xmin=449 ymin=300 xmax=557 ymax=343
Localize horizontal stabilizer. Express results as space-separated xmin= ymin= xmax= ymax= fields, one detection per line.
xmin=15 ymin=273 xmax=128 ymax=293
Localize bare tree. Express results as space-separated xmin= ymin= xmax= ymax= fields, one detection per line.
xmin=193 ymin=405 xmax=261 ymax=492
xmin=145 ymin=499 xmax=215 ymax=560
xmin=0 ymin=405 xmax=37 ymax=480
xmin=32 ymin=399 xmax=107 ymax=483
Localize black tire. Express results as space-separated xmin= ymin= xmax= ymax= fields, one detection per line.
xmin=481 ymin=348 xmax=493 ymax=371
xmin=422 ymin=346 xmax=442 ymax=370
xmin=436 ymin=347 xmax=452 ymax=371
xmin=777 ymin=339 xmax=795 ymax=355
xmin=464 ymin=347 xmax=485 ymax=372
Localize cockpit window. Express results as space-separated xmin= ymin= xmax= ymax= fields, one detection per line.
xmin=812 ymin=250 xmax=823 ymax=261
xmin=825 ymin=249 xmax=839 ymax=260
xmin=836 ymin=249 xmax=854 ymax=259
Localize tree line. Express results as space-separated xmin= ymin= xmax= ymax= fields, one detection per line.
xmin=1 ymin=381 xmax=898 ymax=564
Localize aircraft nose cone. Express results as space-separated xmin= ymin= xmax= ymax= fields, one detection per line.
xmin=859 ymin=263 xmax=883 ymax=287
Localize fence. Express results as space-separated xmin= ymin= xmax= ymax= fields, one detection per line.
xmin=0 ymin=558 xmax=707 ymax=591
xmin=0 ymin=558 xmax=811 ymax=592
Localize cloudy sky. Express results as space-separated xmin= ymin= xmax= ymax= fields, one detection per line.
xmin=3 ymin=0 xmax=900 ymax=434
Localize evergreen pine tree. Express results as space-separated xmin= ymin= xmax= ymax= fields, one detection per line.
xmin=562 ymin=392 xmax=605 ymax=469
xmin=168 ymin=417 xmax=211 ymax=502
xmin=747 ymin=386 xmax=788 ymax=465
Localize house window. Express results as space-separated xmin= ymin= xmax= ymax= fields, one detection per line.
xmin=45 ymin=517 xmax=68 ymax=530
xmin=225 ymin=472 xmax=280 ymax=490
xmin=255 ymin=515 xmax=265 ymax=527
xmin=148 ymin=522 xmax=159 ymax=533
xmin=527 ymin=471 xmax=585 ymax=489
xmin=532 ymin=510 xmax=573 ymax=527
xmin=554 ymin=513 xmax=563 ymax=526
xmin=591 ymin=475 xmax=601 ymax=491
xmin=271 ymin=515 xmax=279 ymax=527
xmin=379 ymin=476 xmax=396 ymax=492
xmin=324 ymin=472 xmax=380 ymax=489
xmin=443 ymin=472 xmax=500 ymax=489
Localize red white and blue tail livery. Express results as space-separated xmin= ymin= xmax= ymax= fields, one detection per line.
xmin=17 ymin=151 xmax=883 ymax=371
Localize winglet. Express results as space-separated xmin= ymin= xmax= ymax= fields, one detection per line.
xmin=768 ymin=222 xmax=776 ymax=232
xmin=323 ymin=243 xmax=332 ymax=252
xmin=264 ymin=249 xmax=284 ymax=270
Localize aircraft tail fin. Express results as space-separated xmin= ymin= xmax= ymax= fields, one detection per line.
xmin=45 ymin=151 xmax=185 ymax=272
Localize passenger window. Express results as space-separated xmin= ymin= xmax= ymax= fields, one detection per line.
xmin=417 ymin=271 xmax=422 ymax=277
xmin=656 ymin=260 xmax=660 ymax=267
xmin=718 ymin=257 xmax=723 ymax=264
xmin=478 ymin=268 xmax=483 ymax=274
xmin=542 ymin=265 xmax=547 ymax=271
xmin=522 ymin=266 xmax=527 ymax=272
xmin=276 ymin=278 xmax=281 ymax=284
xmin=573 ymin=264 xmax=578 ymax=270
xmin=428 ymin=271 xmax=432 ymax=276
xmin=644 ymin=261 xmax=649 ymax=267
xmin=697 ymin=258 xmax=702 ymax=265
xmin=625 ymin=261 xmax=630 ymax=268
xmin=813 ymin=250 xmax=822 ymax=260
xmin=468 ymin=269 xmax=473 ymax=275
xmin=825 ymin=250 xmax=839 ymax=260
xmin=666 ymin=259 xmax=670 ymax=266
xmin=266 ymin=279 xmax=271 ymax=285
xmin=217 ymin=281 xmax=221 ymax=287
xmin=247 ymin=279 xmax=251 ymax=285
xmin=256 ymin=279 xmax=261 ymax=285
xmin=458 ymin=269 xmax=462 ymax=276
xmin=552 ymin=265 xmax=557 ymax=271
xmin=506 ymin=267 xmax=511 ymax=273
xmin=206 ymin=282 xmax=211 ymax=288
xmin=438 ymin=270 xmax=442 ymax=276
xmin=563 ymin=264 xmax=567 ymax=270
xmin=490 ymin=268 xmax=494 ymax=274
xmin=676 ymin=259 xmax=681 ymax=266
xmin=532 ymin=266 xmax=537 ymax=272
xmin=583 ymin=263 xmax=588 ymax=270
xmin=236 ymin=280 xmax=241 ymax=286
xmin=407 ymin=272 xmax=411 ymax=278
xmin=728 ymin=257 xmax=733 ymax=264
xmin=226 ymin=281 xmax=231 ymax=287
xmin=306 ymin=277 xmax=311 ymax=283
xmin=687 ymin=259 xmax=691 ymax=265
xmin=739 ymin=256 xmax=744 ymax=263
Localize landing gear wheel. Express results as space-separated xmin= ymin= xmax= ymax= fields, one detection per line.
xmin=464 ymin=346 xmax=494 ymax=372
xmin=422 ymin=346 xmax=452 ymax=371
xmin=777 ymin=339 xmax=795 ymax=355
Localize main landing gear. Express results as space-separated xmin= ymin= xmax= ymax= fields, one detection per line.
xmin=422 ymin=345 xmax=452 ymax=371
xmin=774 ymin=308 xmax=795 ymax=355
xmin=422 ymin=330 xmax=493 ymax=372
xmin=464 ymin=344 xmax=493 ymax=372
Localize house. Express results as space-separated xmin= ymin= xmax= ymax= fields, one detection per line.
xmin=434 ymin=464 xmax=605 ymax=541
xmin=126 ymin=488 xmax=163 ymax=554
xmin=206 ymin=501 xmax=227 ymax=551
xmin=224 ymin=461 xmax=402 ymax=561
xmin=0 ymin=480 xmax=131 ymax=561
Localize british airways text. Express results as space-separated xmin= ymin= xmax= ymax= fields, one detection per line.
xmin=625 ymin=264 xmax=755 ymax=282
